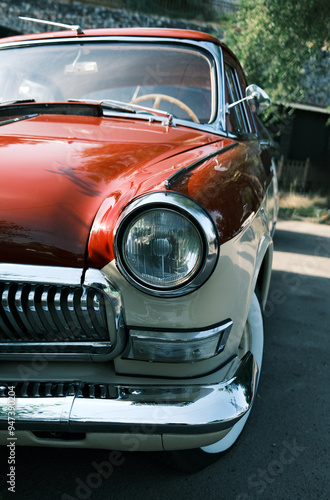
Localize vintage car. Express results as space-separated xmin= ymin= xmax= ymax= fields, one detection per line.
xmin=0 ymin=21 xmax=278 ymax=472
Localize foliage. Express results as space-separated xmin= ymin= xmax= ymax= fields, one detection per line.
xmin=223 ymin=0 xmax=330 ymax=105
xmin=278 ymin=192 xmax=330 ymax=223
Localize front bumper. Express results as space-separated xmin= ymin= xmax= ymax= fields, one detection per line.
xmin=0 ymin=352 xmax=257 ymax=450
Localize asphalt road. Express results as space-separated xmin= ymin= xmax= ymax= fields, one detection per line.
xmin=1 ymin=219 xmax=330 ymax=500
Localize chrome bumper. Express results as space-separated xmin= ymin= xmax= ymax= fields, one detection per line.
xmin=0 ymin=352 xmax=257 ymax=436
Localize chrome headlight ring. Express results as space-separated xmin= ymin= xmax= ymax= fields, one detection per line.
xmin=114 ymin=192 xmax=219 ymax=297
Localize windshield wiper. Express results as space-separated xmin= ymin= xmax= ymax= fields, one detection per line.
xmin=68 ymin=98 xmax=174 ymax=125
xmin=102 ymin=99 xmax=174 ymax=125
xmin=0 ymin=98 xmax=173 ymax=124
xmin=68 ymin=98 xmax=135 ymax=114
xmin=0 ymin=113 xmax=38 ymax=127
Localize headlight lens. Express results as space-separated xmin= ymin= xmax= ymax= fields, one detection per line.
xmin=115 ymin=192 xmax=218 ymax=296
xmin=123 ymin=209 xmax=203 ymax=288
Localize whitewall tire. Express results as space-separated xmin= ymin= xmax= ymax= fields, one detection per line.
xmin=167 ymin=291 xmax=264 ymax=472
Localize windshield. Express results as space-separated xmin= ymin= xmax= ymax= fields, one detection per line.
xmin=0 ymin=41 xmax=216 ymax=123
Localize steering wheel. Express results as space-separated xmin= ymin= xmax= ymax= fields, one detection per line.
xmin=130 ymin=93 xmax=199 ymax=123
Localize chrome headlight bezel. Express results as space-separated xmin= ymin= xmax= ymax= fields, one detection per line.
xmin=114 ymin=192 xmax=219 ymax=297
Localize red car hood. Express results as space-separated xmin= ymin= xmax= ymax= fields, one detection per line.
xmin=0 ymin=113 xmax=219 ymax=267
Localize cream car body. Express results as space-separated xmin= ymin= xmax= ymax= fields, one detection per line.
xmin=0 ymin=25 xmax=277 ymax=470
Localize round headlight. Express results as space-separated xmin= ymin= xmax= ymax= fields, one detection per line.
xmin=123 ymin=209 xmax=203 ymax=288
xmin=115 ymin=192 xmax=218 ymax=296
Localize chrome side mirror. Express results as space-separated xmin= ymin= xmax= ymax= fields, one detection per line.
xmin=226 ymin=84 xmax=271 ymax=114
xmin=246 ymin=84 xmax=271 ymax=113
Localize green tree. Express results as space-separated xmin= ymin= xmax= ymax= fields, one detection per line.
xmin=223 ymin=0 xmax=330 ymax=105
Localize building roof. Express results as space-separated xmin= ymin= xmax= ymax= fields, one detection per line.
xmin=277 ymin=102 xmax=330 ymax=114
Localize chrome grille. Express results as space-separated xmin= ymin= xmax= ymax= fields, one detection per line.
xmin=0 ymin=381 xmax=118 ymax=399
xmin=0 ymin=282 xmax=111 ymax=356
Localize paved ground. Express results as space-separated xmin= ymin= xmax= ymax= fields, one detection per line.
xmin=1 ymin=219 xmax=330 ymax=500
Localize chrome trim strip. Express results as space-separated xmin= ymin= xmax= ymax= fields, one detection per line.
xmin=0 ymin=264 xmax=84 ymax=285
xmin=165 ymin=142 xmax=239 ymax=189
xmin=114 ymin=192 xmax=219 ymax=297
xmin=0 ymin=352 xmax=257 ymax=434
xmin=0 ymin=342 xmax=111 ymax=349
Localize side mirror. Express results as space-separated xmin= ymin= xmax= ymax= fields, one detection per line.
xmin=245 ymin=84 xmax=271 ymax=113
xmin=226 ymin=84 xmax=271 ymax=114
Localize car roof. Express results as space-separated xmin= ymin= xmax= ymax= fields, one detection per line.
xmin=0 ymin=27 xmax=224 ymax=46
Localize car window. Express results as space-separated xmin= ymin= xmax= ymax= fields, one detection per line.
xmin=0 ymin=42 xmax=217 ymax=124
xmin=254 ymin=114 xmax=274 ymax=142
xmin=225 ymin=62 xmax=250 ymax=134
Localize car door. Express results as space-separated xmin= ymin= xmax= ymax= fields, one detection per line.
xmin=254 ymin=114 xmax=279 ymax=235
xmin=224 ymin=57 xmax=278 ymax=235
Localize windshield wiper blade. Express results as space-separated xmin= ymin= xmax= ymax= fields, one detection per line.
xmin=68 ymin=98 xmax=135 ymax=114
xmin=102 ymin=99 xmax=174 ymax=125
xmin=0 ymin=113 xmax=38 ymax=127
xmin=68 ymin=98 xmax=173 ymax=125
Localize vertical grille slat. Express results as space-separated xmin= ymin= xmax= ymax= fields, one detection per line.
xmin=72 ymin=288 xmax=96 ymax=338
xmin=27 ymin=287 xmax=49 ymax=337
xmin=93 ymin=293 xmax=108 ymax=332
xmin=80 ymin=289 xmax=98 ymax=336
xmin=2 ymin=283 xmax=33 ymax=340
xmin=45 ymin=383 xmax=52 ymax=397
xmin=88 ymin=290 xmax=108 ymax=339
xmin=52 ymin=288 xmax=76 ymax=341
xmin=62 ymin=288 xmax=85 ymax=340
xmin=15 ymin=285 xmax=41 ymax=341
xmin=0 ymin=283 xmax=17 ymax=340
xmin=38 ymin=287 xmax=62 ymax=340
